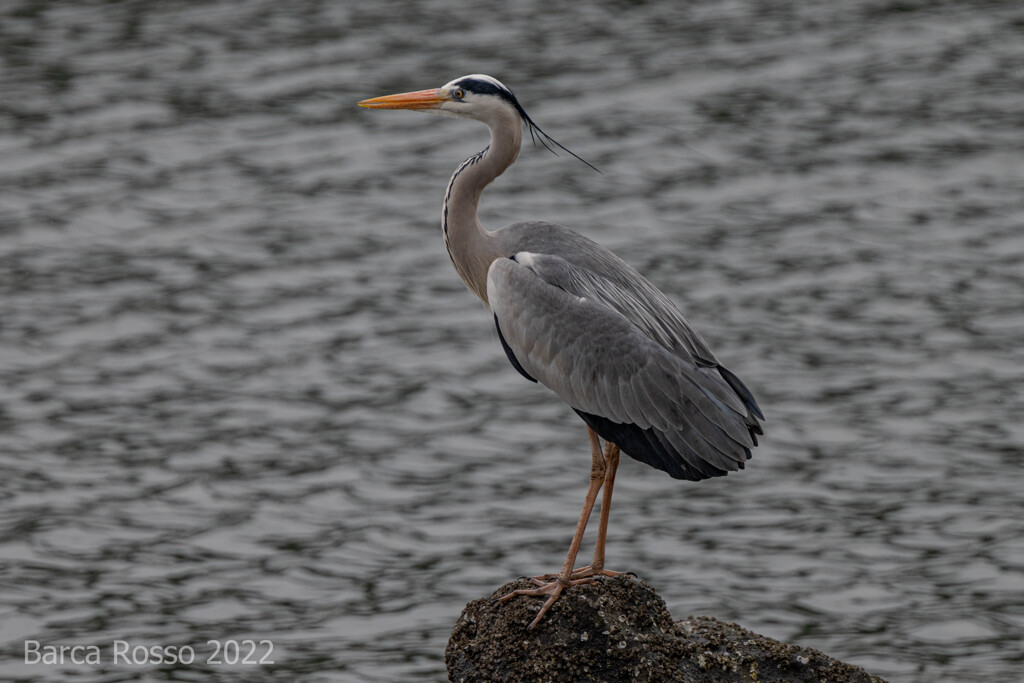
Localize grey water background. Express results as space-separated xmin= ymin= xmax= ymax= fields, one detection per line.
xmin=1 ymin=0 xmax=1023 ymax=681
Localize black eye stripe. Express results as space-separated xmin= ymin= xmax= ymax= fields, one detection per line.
xmin=454 ymin=78 xmax=518 ymax=107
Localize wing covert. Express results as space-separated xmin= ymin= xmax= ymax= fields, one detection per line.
xmin=487 ymin=253 xmax=763 ymax=481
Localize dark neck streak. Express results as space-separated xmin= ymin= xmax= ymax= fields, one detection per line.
xmin=440 ymin=116 xmax=522 ymax=304
xmin=442 ymin=146 xmax=488 ymax=283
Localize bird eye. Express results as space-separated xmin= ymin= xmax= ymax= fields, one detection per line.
xmin=453 ymin=88 xmax=465 ymax=100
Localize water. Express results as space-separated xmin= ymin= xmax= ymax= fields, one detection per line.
xmin=1 ymin=1 xmax=1023 ymax=681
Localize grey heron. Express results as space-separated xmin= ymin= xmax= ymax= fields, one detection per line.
xmin=359 ymin=75 xmax=764 ymax=629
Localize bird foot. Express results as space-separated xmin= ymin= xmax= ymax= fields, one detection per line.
xmin=497 ymin=574 xmax=596 ymax=630
xmin=531 ymin=565 xmax=628 ymax=583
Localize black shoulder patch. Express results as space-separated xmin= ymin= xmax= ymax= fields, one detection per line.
xmin=493 ymin=314 xmax=537 ymax=383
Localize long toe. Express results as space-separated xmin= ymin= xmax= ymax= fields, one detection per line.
xmin=497 ymin=575 xmax=597 ymax=629
xmin=568 ymin=565 xmax=629 ymax=580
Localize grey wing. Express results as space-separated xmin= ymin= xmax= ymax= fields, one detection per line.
xmin=543 ymin=250 xmax=763 ymax=420
xmin=487 ymin=253 xmax=763 ymax=482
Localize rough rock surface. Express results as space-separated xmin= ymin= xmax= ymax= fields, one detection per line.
xmin=446 ymin=575 xmax=887 ymax=683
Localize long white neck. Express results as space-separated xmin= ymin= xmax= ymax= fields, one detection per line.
xmin=442 ymin=110 xmax=522 ymax=303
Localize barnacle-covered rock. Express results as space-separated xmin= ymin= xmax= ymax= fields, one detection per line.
xmin=446 ymin=575 xmax=886 ymax=683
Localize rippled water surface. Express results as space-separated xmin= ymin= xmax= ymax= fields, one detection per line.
xmin=2 ymin=1 xmax=1023 ymax=681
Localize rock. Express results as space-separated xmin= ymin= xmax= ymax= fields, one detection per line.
xmin=446 ymin=575 xmax=887 ymax=683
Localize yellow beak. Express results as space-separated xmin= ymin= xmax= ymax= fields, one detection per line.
xmin=358 ymin=88 xmax=447 ymax=110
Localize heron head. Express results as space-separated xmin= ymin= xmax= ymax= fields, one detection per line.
xmin=358 ymin=74 xmax=523 ymax=122
xmin=359 ymin=74 xmax=600 ymax=172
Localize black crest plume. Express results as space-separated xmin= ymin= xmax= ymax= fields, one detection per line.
xmin=454 ymin=76 xmax=602 ymax=174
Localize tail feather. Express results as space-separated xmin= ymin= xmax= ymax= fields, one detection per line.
xmin=718 ymin=364 xmax=765 ymax=423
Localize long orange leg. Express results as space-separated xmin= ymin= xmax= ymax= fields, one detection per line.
xmin=573 ymin=441 xmax=624 ymax=578
xmin=531 ymin=439 xmax=626 ymax=581
xmin=498 ymin=426 xmax=606 ymax=629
